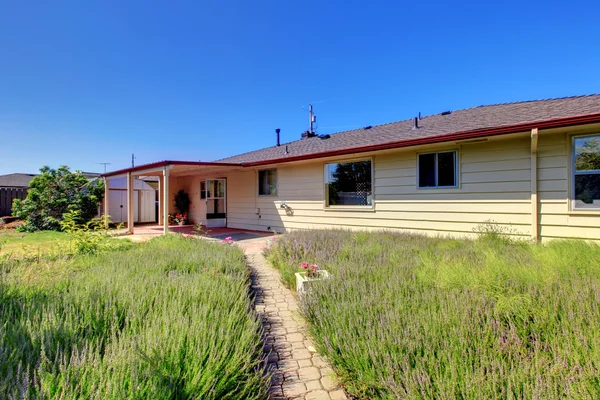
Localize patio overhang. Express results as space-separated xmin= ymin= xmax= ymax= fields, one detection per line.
xmin=101 ymin=160 xmax=243 ymax=178
xmin=101 ymin=161 xmax=243 ymax=236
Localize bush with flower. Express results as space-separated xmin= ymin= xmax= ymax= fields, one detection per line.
xmin=300 ymin=262 xmax=320 ymax=278
xmin=170 ymin=213 xmax=187 ymax=224
xmin=220 ymin=236 xmax=234 ymax=245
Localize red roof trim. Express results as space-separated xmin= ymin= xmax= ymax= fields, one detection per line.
xmin=102 ymin=160 xmax=242 ymax=177
xmin=242 ymin=113 xmax=600 ymax=167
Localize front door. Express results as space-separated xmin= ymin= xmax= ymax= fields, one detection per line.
xmin=205 ymin=179 xmax=226 ymax=228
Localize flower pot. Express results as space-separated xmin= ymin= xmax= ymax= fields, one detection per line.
xmin=295 ymin=270 xmax=330 ymax=296
xmin=178 ymin=221 xmax=184 ymax=226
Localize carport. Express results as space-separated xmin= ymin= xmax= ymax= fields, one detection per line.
xmin=102 ymin=161 xmax=242 ymax=235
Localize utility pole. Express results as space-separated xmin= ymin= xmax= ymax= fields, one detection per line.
xmin=131 ymin=153 xmax=136 ymax=167
xmin=99 ymin=162 xmax=111 ymax=173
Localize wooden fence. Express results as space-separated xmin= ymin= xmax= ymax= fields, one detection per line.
xmin=0 ymin=188 xmax=28 ymax=217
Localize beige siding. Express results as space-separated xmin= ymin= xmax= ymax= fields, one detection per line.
xmin=172 ymin=127 xmax=600 ymax=241
xmin=537 ymin=131 xmax=600 ymax=240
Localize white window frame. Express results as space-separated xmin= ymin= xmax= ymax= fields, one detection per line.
xmin=323 ymin=157 xmax=374 ymax=210
xmin=258 ymin=168 xmax=278 ymax=197
xmin=417 ymin=150 xmax=459 ymax=189
xmin=571 ymin=133 xmax=600 ymax=210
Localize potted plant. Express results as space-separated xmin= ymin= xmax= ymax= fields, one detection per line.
xmin=172 ymin=213 xmax=187 ymax=226
xmin=173 ymin=190 xmax=191 ymax=224
xmin=295 ymin=262 xmax=330 ymax=295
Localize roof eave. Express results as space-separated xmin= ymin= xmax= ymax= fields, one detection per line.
xmin=242 ymin=112 xmax=600 ymax=167
xmin=102 ymin=160 xmax=243 ymax=178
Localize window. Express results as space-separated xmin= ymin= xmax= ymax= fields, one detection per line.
xmin=200 ymin=181 xmax=207 ymax=199
xmin=573 ymin=134 xmax=600 ymax=209
xmin=418 ymin=151 xmax=458 ymax=188
xmin=258 ymin=169 xmax=277 ymax=196
xmin=325 ymin=160 xmax=373 ymax=207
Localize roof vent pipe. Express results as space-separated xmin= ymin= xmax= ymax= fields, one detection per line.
xmin=413 ymin=117 xmax=419 ymax=129
xmin=275 ymin=128 xmax=281 ymax=147
xmin=418 ymin=112 xmax=421 ymax=120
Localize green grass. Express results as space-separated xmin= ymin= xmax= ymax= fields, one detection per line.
xmin=1 ymin=235 xmax=267 ymax=399
xmin=0 ymin=230 xmax=70 ymax=256
xmin=267 ymin=230 xmax=600 ymax=399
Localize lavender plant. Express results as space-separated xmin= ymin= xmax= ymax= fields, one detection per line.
xmin=266 ymin=229 xmax=600 ymax=399
xmin=0 ymin=235 xmax=267 ymax=399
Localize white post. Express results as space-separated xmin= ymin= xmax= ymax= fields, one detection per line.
xmin=103 ymin=177 xmax=110 ymax=228
xmin=158 ymin=175 xmax=163 ymax=226
xmin=163 ymin=167 xmax=170 ymax=235
xmin=127 ymin=172 xmax=134 ymax=234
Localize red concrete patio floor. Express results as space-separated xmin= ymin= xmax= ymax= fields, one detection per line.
xmin=114 ymin=224 xmax=273 ymax=247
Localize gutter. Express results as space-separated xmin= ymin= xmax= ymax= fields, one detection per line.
xmin=242 ymin=112 xmax=600 ymax=167
xmin=102 ymin=160 xmax=242 ymax=178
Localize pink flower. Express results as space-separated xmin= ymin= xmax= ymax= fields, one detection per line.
xmin=225 ymin=236 xmax=232 ymax=241
xmin=310 ymin=264 xmax=319 ymax=271
xmin=301 ymin=262 xmax=309 ymax=270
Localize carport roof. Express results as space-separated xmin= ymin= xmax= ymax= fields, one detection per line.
xmin=102 ymin=161 xmax=242 ymax=178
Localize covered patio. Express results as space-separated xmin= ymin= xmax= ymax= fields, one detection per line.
xmin=102 ymin=161 xmax=243 ymax=235
xmin=112 ymin=224 xmax=273 ymax=244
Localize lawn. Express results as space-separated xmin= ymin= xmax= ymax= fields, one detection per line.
xmin=0 ymin=230 xmax=70 ymax=257
xmin=267 ymin=230 xmax=600 ymax=399
xmin=0 ymin=234 xmax=267 ymax=399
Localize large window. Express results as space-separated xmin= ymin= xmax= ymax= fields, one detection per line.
xmin=258 ymin=169 xmax=277 ymax=196
xmin=573 ymin=134 xmax=600 ymax=209
xmin=325 ymin=160 xmax=373 ymax=207
xmin=418 ymin=151 xmax=458 ymax=188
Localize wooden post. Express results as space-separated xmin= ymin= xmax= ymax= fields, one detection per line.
xmin=127 ymin=172 xmax=134 ymax=234
xmin=163 ymin=167 xmax=170 ymax=235
xmin=531 ymin=128 xmax=539 ymax=242
xmin=103 ymin=177 xmax=110 ymax=228
xmin=158 ymin=175 xmax=163 ymax=226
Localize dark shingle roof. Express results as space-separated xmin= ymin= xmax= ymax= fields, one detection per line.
xmin=0 ymin=173 xmax=38 ymax=188
xmin=0 ymin=172 xmax=101 ymax=188
xmin=217 ymin=94 xmax=600 ymax=164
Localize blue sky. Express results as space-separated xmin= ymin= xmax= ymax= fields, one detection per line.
xmin=1 ymin=0 xmax=599 ymax=175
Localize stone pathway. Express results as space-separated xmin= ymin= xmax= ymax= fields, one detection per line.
xmin=243 ymin=242 xmax=347 ymax=400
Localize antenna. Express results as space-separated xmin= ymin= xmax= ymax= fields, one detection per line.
xmin=131 ymin=153 xmax=136 ymax=167
xmin=98 ymin=162 xmax=111 ymax=173
xmin=309 ymin=104 xmax=315 ymax=134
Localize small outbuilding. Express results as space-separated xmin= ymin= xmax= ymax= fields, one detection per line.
xmin=105 ymin=177 xmax=156 ymax=223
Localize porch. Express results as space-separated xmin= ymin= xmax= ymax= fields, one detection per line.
xmin=113 ymin=224 xmax=273 ymax=247
xmin=102 ymin=161 xmax=244 ymax=235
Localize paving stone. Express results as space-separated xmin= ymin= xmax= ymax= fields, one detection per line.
xmin=306 ymin=379 xmax=323 ymax=391
xmin=298 ymin=366 xmax=321 ymax=381
xmin=292 ymin=349 xmax=313 ymax=360
xmin=283 ymin=382 xmax=307 ymax=397
xmin=298 ymin=358 xmax=313 ymax=368
xmin=329 ymin=389 xmax=348 ymax=400
xmin=320 ymin=374 xmax=338 ymax=391
xmin=312 ymin=355 xmax=328 ymax=368
xmin=287 ymin=332 xmax=305 ymax=343
xmin=305 ymin=390 xmax=331 ymax=400
xmin=245 ymin=241 xmax=347 ymax=400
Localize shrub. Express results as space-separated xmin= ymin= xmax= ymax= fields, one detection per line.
xmin=12 ymin=166 xmax=104 ymax=231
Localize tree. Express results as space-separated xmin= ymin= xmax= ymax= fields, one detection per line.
xmin=12 ymin=166 xmax=105 ymax=231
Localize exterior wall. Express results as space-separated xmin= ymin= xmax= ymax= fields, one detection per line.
xmin=538 ymin=131 xmax=600 ymax=240
xmin=263 ymin=136 xmax=534 ymax=238
xmin=171 ymin=126 xmax=600 ymax=241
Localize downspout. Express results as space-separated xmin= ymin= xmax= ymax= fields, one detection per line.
xmin=531 ymin=128 xmax=539 ymax=242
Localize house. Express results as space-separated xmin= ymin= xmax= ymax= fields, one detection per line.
xmin=102 ymin=94 xmax=600 ymax=241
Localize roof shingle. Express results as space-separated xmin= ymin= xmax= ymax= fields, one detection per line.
xmin=217 ymin=94 xmax=600 ymax=164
